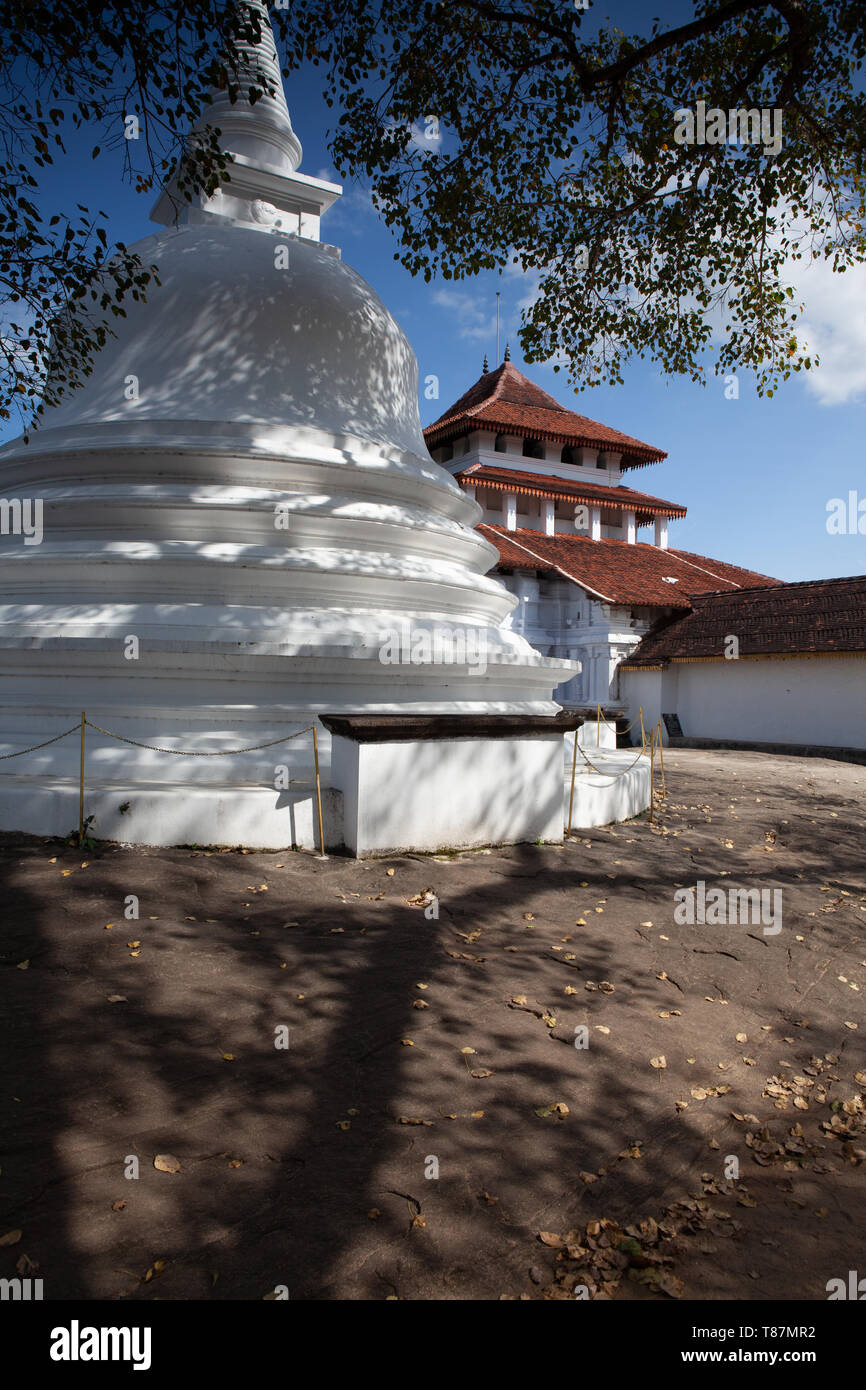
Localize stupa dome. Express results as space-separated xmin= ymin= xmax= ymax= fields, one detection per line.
xmin=37 ymin=225 xmax=430 ymax=461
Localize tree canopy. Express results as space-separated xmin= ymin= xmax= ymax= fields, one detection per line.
xmin=2 ymin=0 xmax=866 ymax=431
xmin=0 ymin=0 xmax=278 ymax=430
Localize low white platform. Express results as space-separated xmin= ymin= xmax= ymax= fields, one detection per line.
xmin=331 ymin=729 xmax=565 ymax=855
xmin=563 ymin=744 xmax=652 ymax=829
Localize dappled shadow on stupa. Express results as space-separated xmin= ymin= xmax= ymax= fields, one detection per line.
xmin=24 ymin=225 xmax=425 ymax=460
xmin=2 ymin=750 xmax=863 ymax=1303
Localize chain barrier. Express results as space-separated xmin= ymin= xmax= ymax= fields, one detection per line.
xmin=83 ymin=719 xmax=316 ymax=757
xmin=0 ymin=725 xmax=80 ymax=759
xmin=567 ymin=713 xmax=667 ymax=834
xmin=595 ymin=704 xmax=643 ymax=737
xmin=0 ymin=714 xmax=326 ymax=855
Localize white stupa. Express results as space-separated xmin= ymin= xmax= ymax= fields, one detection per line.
xmin=0 ymin=2 xmax=579 ymax=853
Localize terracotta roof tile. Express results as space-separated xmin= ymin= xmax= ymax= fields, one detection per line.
xmin=478 ymin=525 xmax=779 ymax=608
xmin=425 ymin=363 xmax=666 ymax=468
xmin=622 ymin=576 xmax=866 ymax=664
xmin=457 ymin=464 xmax=686 ymax=519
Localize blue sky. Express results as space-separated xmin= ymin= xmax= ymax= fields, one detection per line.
xmin=5 ymin=2 xmax=866 ymax=584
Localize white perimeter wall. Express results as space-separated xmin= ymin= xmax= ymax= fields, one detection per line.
xmin=623 ymin=657 xmax=866 ymax=750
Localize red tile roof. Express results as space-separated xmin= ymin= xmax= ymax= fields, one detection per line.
xmin=425 ymin=363 xmax=666 ymax=468
xmin=457 ymin=464 xmax=686 ymax=520
xmin=478 ymin=525 xmax=780 ymax=609
xmin=622 ymin=576 xmax=866 ymax=664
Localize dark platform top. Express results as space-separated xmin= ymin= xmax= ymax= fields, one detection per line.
xmin=319 ymin=712 xmax=585 ymax=743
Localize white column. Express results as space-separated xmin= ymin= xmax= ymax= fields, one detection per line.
xmin=654 ymin=516 xmax=669 ymax=549
xmin=503 ymin=492 xmax=517 ymax=530
xmin=543 ymin=498 xmax=555 ymax=535
xmin=625 ymin=509 xmax=636 ymax=544
xmin=590 ymin=505 xmax=602 ymax=541
xmin=577 ymin=446 xmax=599 ymax=470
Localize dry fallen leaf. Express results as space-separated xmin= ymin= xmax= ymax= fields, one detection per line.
xmin=153 ymin=1154 xmax=181 ymax=1174
xmin=539 ymin=1231 xmax=565 ymax=1247
xmin=0 ymin=1229 xmax=22 ymax=1247
xmin=650 ymin=1056 xmax=667 ymax=1070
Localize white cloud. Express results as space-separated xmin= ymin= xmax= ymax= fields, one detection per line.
xmin=784 ymin=253 xmax=866 ymax=405
xmin=431 ymin=287 xmax=498 ymax=342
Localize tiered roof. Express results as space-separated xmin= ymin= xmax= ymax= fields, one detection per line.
xmin=478 ymin=526 xmax=780 ymax=609
xmin=622 ymin=576 xmax=866 ymax=664
xmin=458 ymin=463 xmax=686 ymax=524
xmin=425 ymin=363 xmax=666 ymax=469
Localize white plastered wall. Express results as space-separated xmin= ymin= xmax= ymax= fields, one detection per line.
xmin=623 ymin=657 xmax=866 ymax=750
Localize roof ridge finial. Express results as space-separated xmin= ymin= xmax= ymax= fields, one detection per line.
xmin=504 ymin=342 xmax=511 ymax=362
xmin=482 ymin=355 xmax=489 ymax=374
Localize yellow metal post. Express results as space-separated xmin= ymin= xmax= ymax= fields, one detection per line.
xmin=312 ymin=724 xmax=326 ymax=857
xmin=78 ymin=711 xmax=86 ymax=846
xmin=596 ymin=703 xmax=600 ymax=745
xmin=648 ymin=723 xmax=655 ymax=824
xmin=639 ymin=705 xmax=646 ymax=751
xmin=656 ymin=719 xmax=666 ymax=795
xmin=567 ymin=728 xmax=579 ymax=836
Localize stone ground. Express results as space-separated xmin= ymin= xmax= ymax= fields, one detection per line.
xmin=1 ymin=748 xmax=864 ymax=1302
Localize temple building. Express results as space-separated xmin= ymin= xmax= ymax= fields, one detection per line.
xmin=425 ymin=364 xmax=865 ymax=755
xmin=425 ymin=360 xmax=778 ymax=709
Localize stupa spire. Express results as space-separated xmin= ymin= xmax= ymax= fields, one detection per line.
xmin=151 ymin=0 xmax=341 ymax=240
xmin=199 ymin=0 xmax=302 ymax=178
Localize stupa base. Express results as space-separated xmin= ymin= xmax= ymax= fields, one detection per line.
xmin=0 ymin=719 xmax=651 ymax=853
xmin=0 ymin=774 xmax=341 ymax=852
